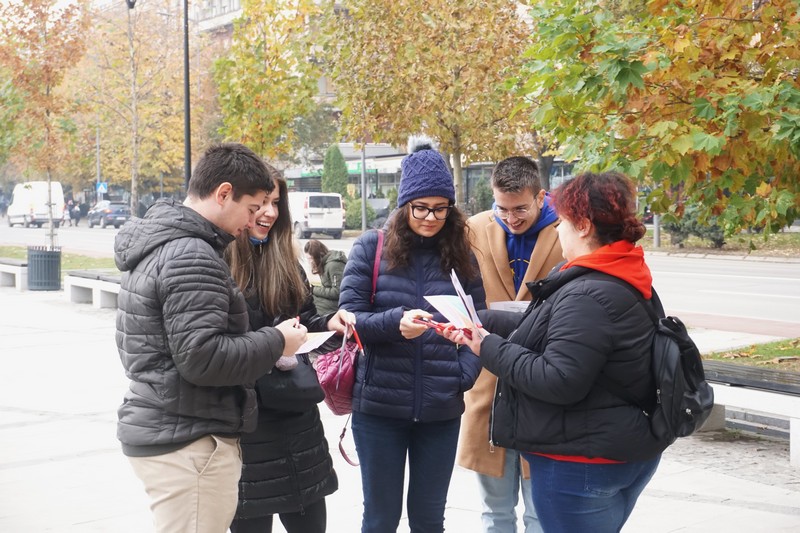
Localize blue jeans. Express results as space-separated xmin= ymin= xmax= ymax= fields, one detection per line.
xmin=525 ymin=454 xmax=661 ymax=533
xmin=352 ymin=412 xmax=461 ymax=533
xmin=477 ymin=448 xmax=542 ymax=533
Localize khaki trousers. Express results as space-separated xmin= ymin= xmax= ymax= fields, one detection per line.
xmin=128 ymin=435 xmax=242 ymax=533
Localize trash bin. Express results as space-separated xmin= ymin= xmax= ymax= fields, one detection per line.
xmin=27 ymin=246 xmax=61 ymax=291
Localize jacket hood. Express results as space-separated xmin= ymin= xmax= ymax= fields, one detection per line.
xmin=324 ymin=249 xmax=347 ymax=265
xmin=560 ymin=240 xmax=652 ymax=298
xmin=114 ymin=198 xmax=234 ymax=272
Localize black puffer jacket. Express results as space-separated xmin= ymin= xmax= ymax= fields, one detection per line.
xmin=114 ymin=199 xmax=285 ymax=456
xmin=481 ymin=266 xmax=664 ymax=462
xmin=236 ymin=260 xmax=338 ymax=519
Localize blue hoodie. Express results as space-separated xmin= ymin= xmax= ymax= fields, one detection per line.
xmin=493 ymin=193 xmax=559 ymax=292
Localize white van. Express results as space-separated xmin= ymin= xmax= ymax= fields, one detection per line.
xmin=288 ymin=192 xmax=345 ymax=239
xmin=7 ymin=181 xmax=65 ymax=228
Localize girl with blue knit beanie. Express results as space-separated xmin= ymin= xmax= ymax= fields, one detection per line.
xmin=339 ymin=135 xmax=487 ymax=533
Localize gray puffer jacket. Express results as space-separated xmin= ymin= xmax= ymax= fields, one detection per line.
xmin=115 ymin=198 xmax=285 ymax=456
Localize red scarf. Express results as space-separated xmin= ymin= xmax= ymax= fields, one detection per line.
xmin=560 ymin=240 xmax=652 ymax=299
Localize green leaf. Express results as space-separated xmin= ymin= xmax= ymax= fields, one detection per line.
xmin=614 ymin=61 xmax=646 ymax=90
xmin=693 ymin=98 xmax=716 ymax=120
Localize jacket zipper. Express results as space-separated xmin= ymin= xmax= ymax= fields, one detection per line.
xmin=489 ymin=376 xmax=499 ymax=452
xmin=413 ymin=257 xmax=424 ymax=421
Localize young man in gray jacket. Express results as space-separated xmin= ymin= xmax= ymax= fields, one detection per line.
xmin=115 ymin=143 xmax=307 ymax=533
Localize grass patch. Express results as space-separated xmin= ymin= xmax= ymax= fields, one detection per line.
xmin=704 ymin=338 xmax=800 ymax=372
xmin=0 ymin=245 xmax=118 ymax=276
xmin=641 ymin=227 xmax=800 ymax=257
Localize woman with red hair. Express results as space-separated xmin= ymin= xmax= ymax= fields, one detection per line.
xmin=446 ymin=171 xmax=664 ymax=532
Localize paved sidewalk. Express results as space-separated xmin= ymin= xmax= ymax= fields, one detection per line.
xmin=1 ymin=287 xmax=798 ymax=532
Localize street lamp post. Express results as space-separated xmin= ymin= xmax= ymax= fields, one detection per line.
xmin=126 ymin=0 xmax=191 ymax=188
xmin=182 ymin=0 xmax=191 ymax=188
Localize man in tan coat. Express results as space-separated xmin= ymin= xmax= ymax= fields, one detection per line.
xmin=459 ymin=156 xmax=563 ymax=533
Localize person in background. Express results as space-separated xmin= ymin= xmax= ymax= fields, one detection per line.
xmin=458 ymin=156 xmax=562 ymax=533
xmin=114 ymin=143 xmax=308 ymax=533
xmin=445 ymin=171 xmax=663 ymax=533
xmin=304 ymin=239 xmax=347 ymax=316
xmin=338 ymin=136 xmax=486 ymax=533
xmin=225 ymin=173 xmax=353 ymax=533
xmin=71 ymin=201 xmax=82 ymax=226
xmin=63 ymin=200 xmax=73 ymax=227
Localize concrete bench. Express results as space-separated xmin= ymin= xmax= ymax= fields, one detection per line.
xmin=704 ymin=362 xmax=800 ymax=467
xmin=0 ymin=258 xmax=28 ymax=291
xmin=64 ymin=270 xmax=122 ymax=309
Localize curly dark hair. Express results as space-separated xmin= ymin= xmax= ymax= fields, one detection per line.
xmin=383 ymin=204 xmax=478 ymax=281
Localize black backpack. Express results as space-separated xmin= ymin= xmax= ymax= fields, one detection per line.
xmin=598 ymin=280 xmax=715 ymax=446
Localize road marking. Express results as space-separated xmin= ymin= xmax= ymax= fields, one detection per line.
xmin=666 ymin=308 xmax=800 ymax=326
xmin=653 ymin=271 xmax=800 ymax=282
xmin=699 ymin=290 xmax=800 ymax=300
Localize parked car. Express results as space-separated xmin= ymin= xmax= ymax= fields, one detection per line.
xmin=87 ymin=200 xmax=131 ymax=229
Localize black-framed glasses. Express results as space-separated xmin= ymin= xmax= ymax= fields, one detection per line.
xmin=410 ymin=204 xmax=453 ymax=220
xmin=493 ymin=203 xmax=537 ymax=220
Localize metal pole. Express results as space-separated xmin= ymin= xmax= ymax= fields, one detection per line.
xmin=183 ymin=0 xmax=191 ymax=187
xmin=361 ymin=144 xmax=367 ymax=231
xmin=96 ymin=127 xmax=102 ymax=202
xmin=653 ymin=214 xmax=661 ymax=248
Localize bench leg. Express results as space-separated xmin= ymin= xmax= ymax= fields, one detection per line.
xmin=0 ymin=271 xmax=13 ymax=288
xmin=792 ymin=418 xmax=799 ymax=468
xmin=699 ymin=404 xmax=726 ymax=432
xmin=68 ymin=284 xmax=93 ymax=304
xmin=96 ymin=289 xmax=118 ymax=309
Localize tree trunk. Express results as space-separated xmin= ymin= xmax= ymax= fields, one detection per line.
xmin=537 ymin=154 xmax=555 ymax=191
xmin=452 ymin=150 xmax=465 ymax=208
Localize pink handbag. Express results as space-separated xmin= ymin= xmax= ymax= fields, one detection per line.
xmin=316 ymin=328 xmax=362 ymax=416
xmin=314 ymin=230 xmax=383 ymax=467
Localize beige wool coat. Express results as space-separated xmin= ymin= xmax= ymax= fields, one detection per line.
xmin=457 ymin=210 xmax=564 ymax=477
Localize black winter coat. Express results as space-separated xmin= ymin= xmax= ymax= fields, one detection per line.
xmin=339 ymin=229 xmax=486 ymax=422
xmin=236 ymin=261 xmax=338 ymax=520
xmin=481 ymin=266 xmax=664 ymax=462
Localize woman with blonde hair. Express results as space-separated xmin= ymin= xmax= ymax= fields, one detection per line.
xmin=225 ymin=172 xmax=353 ymax=533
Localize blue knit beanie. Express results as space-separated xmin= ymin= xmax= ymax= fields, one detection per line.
xmin=397 ymin=135 xmax=456 ymax=207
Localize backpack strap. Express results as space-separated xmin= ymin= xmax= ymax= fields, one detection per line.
xmin=370 ymin=230 xmax=383 ymax=305
xmin=594 ymin=275 xmax=661 ymax=413
xmin=338 ymin=413 xmax=359 ymax=466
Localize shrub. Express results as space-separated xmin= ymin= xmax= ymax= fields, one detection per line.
xmin=663 ymin=206 xmax=725 ymax=248
xmin=345 ymin=196 xmax=376 ymax=229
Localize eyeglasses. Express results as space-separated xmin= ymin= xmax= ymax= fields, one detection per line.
xmin=410 ymin=204 xmax=453 ymax=220
xmin=494 ymin=203 xmax=537 ymax=221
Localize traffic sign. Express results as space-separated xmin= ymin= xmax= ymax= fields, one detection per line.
xmin=96 ymin=182 xmax=108 ymax=194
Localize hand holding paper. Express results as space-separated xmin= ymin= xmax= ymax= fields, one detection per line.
xmin=422 ymin=269 xmax=484 ymax=340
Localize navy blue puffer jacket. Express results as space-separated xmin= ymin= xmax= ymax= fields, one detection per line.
xmin=339 ymin=229 xmax=486 ymax=422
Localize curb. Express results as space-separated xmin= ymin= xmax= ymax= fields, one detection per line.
xmin=645 ymin=250 xmax=800 ymax=263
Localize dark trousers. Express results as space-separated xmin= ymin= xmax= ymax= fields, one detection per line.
xmin=525 ymin=453 xmax=661 ymax=533
xmin=352 ymin=411 xmax=461 ymax=533
xmin=229 ymin=498 xmax=327 ymax=533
